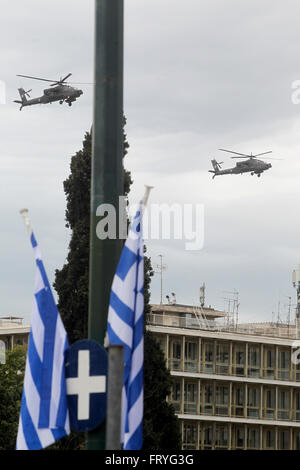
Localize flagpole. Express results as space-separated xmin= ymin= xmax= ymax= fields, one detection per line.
xmin=87 ymin=0 xmax=124 ymax=450
xmin=105 ymin=186 xmax=152 ymax=450
xmin=19 ymin=208 xmax=32 ymax=237
xmin=141 ymin=185 xmax=154 ymax=212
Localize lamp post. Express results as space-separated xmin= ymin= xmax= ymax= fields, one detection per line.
xmin=87 ymin=0 xmax=124 ymax=450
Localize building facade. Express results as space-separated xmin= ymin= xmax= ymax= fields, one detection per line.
xmin=147 ymin=304 xmax=300 ymax=450
xmin=0 ymin=316 xmax=30 ymax=356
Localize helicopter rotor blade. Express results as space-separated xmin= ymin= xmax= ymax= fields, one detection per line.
xmin=230 ymin=156 xmax=282 ymax=160
xmin=252 ymin=151 xmax=273 ymax=157
xmin=50 ymin=73 xmax=73 ymax=86
xmin=218 ymin=149 xmax=252 ymax=158
xmin=17 ymin=74 xmax=57 ymax=83
xmin=60 ymin=73 xmax=72 ymax=83
xmin=67 ymin=82 xmax=94 ymax=85
xmin=18 ymin=73 xmax=73 ymax=87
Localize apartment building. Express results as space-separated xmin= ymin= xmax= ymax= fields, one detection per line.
xmin=0 ymin=316 xmax=30 ymax=358
xmin=147 ymin=303 xmax=300 ymax=450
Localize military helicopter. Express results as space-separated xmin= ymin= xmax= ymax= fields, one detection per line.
xmin=209 ymin=148 xmax=279 ymax=179
xmin=14 ymin=73 xmax=83 ymax=110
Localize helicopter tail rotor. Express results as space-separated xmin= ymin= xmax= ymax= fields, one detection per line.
xmin=211 ymin=159 xmax=223 ymax=171
xmin=209 ymin=159 xmax=223 ymax=178
xmin=16 ymin=88 xmax=31 ymax=104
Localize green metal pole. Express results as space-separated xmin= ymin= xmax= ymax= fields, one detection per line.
xmin=87 ymin=0 xmax=124 ymax=450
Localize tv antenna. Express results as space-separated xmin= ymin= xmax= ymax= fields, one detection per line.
xmin=223 ymin=289 xmax=239 ymax=327
xmin=155 ymin=255 xmax=167 ymax=305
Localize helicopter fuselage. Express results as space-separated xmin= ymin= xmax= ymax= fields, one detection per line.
xmin=221 ymin=158 xmax=271 ymax=174
xmin=15 ymin=84 xmax=83 ymax=110
xmin=210 ymin=157 xmax=272 ymax=178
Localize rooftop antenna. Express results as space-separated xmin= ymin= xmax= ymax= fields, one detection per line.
xmin=156 ymin=255 xmax=167 ymax=305
xmin=277 ymin=299 xmax=281 ymax=325
xmin=199 ymin=283 xmax=205 ymax=308
xmin=271 ymin=311 xmax=275 ymax=326
xmin=284 ymin=296 xmax=292 ymax=336
xmin=223 ymin=289 xmax=239 ymax=327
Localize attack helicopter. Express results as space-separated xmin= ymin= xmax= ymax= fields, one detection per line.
xmin=14 ymin=73 xmax=83 ymax=110
xmin=209 ymin=148 xmax=280 ymax=179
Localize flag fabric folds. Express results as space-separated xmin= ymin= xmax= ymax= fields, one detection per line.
xmin=16 ymin=231 xmax=70 ymax=450
xmin=107 ymin=205 xmax=144 ymax=450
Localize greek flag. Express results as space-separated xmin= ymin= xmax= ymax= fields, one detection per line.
xmin=17 ymin=210 xmax=70 ymax=450
xmin=107 ymin=202 xmax=145 ymax=450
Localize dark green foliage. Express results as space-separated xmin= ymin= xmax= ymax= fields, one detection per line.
xmin=53 ymin=132 xmax=91 ymax=344
xmin=0 ymin=346 xmax=26 ymax=450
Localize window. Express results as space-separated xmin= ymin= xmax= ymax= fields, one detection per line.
xmin=202 ymin=383 xmax=213 ymax=415
xmin=265 ymin=429 xmax=275 ymax=449
xmin=203 ymin=424 xmax=213 ymax=450
xmin=185 ymin=340 xmax=198 ymax=372
xmin=264 ymin=348 xmax=275 ymax=379
xmin=233 ymin=344 xmax=245 ymax=376
xmin=247 ymin=387 xmax=260 ymax=418
xmin=295 ymin=431 xmax=300 ymax=450
xmin=278 ymin=430 xmax=289 ymax=450
xmin=216 ymin=342 xmax=229 ymax=374
xmin=296 ymin=358 xmax=300 ymax=382
xmin=169 ymin=339 xmax=182 ymax=370
xmin=235 ymin=427 xmax=244 ymax=449
xmin=264 ymin=389 xmax=275 ymax=419
xmin=295 ymin=391 xmax=300 ymax=421
xmin=232 ymin=385 xmax=244 ymax=417
xmin=215 ymin=385 xmax=229 ymax=416
xmin=204 ymin=342 xmax=214 ymax=373
xmin=183 ymin=423 xmax=197 ymax=450
xmin=278 ymin=349 xmax=290 ymax=380
xmin=170 ymin=381 xmax=181 ymax=412
xmin=184 ymin=382 xmax=197 ymax=414
xmin=278 ymin=389 xmax=290 ymax=420
xmin=248 ymin=345 xmax=260 ymax=377
xmin=173 ymin=342 xmax=181 ymax=359
xmin=155 ymin=337 xmax=166 ymax=360
xmin=215 ymin=425 xmax=228 ymax=449
xmin=247 ymin=427 xmax=260 ymax=449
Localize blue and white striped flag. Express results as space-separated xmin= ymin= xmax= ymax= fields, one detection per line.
xmin=16 ymin=210 xmax=70 ymax=450
xmin=107 ymin=188 xmax=151 ymax=450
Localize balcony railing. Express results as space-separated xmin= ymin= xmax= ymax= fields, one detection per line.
xmin=147 ymin=313 xmax=297 ymax=339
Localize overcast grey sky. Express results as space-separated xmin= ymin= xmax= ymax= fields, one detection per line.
xmin=1 ymin=0 xmax=300 ymax=325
